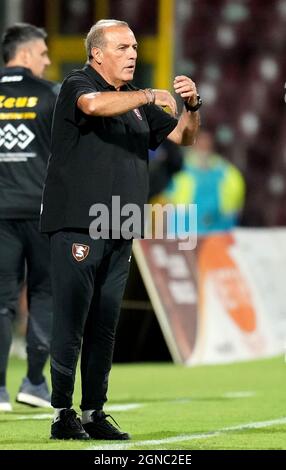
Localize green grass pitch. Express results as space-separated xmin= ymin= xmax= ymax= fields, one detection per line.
xmin=0 ymin=356 xmax=285 ymax=450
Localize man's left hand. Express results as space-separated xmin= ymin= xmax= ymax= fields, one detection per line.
xmin=173 ymin=75 xmax=198 ymax=107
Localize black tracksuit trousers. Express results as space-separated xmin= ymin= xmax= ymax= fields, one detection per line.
xmin=49 ymin=230 xmax=132 ymax=411
xmin=0 ymin=220 xmax=52 ymax=386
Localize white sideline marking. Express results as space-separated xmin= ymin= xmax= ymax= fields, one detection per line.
xmin=105 ymin=404 xmax=143 ymax=412
xmin=15 ymin=396 xmax=255 ymax=421
xmin=14 ymin=403 xmax=143 ymax=421
xmin=223 ymin=391 xmax=257 ymax=398
xmin=86 ymin=416 xmax=286 ymax=450
xmin=16 ymin=413 xmax=53 ymax=420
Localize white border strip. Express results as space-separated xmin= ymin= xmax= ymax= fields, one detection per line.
xmin=87 ymin=416 xmax=286 ymax=450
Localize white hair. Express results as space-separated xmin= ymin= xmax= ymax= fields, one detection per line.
xmin=85 ymin=19 xmax=130 ymax=60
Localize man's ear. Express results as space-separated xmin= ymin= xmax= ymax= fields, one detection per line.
xmin=91 ymin=47 xmax=103 ymax=64
xmin=17 ymin=46 xmax=31 ymax=67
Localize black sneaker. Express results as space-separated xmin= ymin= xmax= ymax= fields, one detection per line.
xmin=83 ymin=410 xmax=130 ymax=440
xmin=50 ymin=409 xmax=90 ymax=440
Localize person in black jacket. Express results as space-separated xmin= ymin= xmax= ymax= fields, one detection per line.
xmin=149 ymin=140 xmax=184 ymax=200
xmin=0 ymin=23 xmax=59 ymax=411
xmin=41 ymin=19 xmax=201 ymax=440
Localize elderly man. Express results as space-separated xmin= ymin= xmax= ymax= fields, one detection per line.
xmin=41 ymin=19 xmax=201 ymax=440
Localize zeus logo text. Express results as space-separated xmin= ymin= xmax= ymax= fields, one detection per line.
xmin=0 ymin=96 xmax=38 ymax=109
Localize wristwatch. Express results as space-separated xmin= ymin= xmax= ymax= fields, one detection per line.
xmin=184 ymin=94 xmax=202 ymax=112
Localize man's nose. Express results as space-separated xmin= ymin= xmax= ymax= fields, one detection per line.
xmin=129 ymin=48 xmax=137 ymax=59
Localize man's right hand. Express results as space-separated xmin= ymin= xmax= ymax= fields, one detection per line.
xmin=153 ymin=89 xmax=178 ymax=117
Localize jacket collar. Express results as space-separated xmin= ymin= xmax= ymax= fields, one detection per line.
xmin=83 ymin=64 xmax=129 ymax=91
xmin=0 ymin=66 xmax=34 ymax=77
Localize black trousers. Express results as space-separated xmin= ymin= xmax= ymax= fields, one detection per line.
xmin=49 ymin=231 xmax=132 ymax=410
xmin=0 ymin=220 xmax=52 ymax=381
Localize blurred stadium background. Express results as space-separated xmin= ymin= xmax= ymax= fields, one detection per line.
xmin=1 ymin=0 xmax=286 ymax=361
xmin=0 ymin=0 xmax=286 ymax=450
xmin=1 ymin=0 xmax=286 ymax=226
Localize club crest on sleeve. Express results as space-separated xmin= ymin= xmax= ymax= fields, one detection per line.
xmin=133 ymin=108 xmax=142 ymax=120
xmin=72 ymin=243 xmax=90 ymax=261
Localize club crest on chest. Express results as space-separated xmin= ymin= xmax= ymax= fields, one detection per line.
xmin=133 ymin=108 xmax=142 ymax=120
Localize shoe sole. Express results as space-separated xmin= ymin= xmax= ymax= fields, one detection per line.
xmin=0 ymin=403 xmax=12 ymax=412
xmin=87 ymin=434 xmax=130 ymax=440
xmin=16 ymin=393 xmax=51 ymax=408
xmin=50 ymin=435 xmax=90 ymax=440
xmin=83 ymin=428 xmax=131 ymax=440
